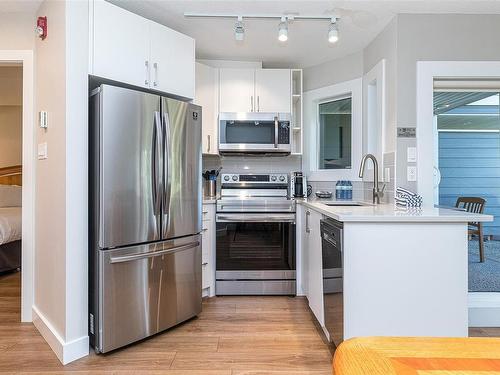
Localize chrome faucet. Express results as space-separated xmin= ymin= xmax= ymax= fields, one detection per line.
xmin=358 ymin=154 xmax=385 ymax=204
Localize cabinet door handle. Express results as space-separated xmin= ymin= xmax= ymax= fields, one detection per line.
xmin=144 ymin=60 xmax=150 ymax=86
xmin=207 ymin=134 xmax=211 ymax=153
xmin=257 ymin=95 xmax=260 ymax=112
xmin=305 ymin=211 xmax=311 ymax=233
xmin=153 ymin=62 xmax=158 ymax=87
xmin=250 ymin=96 xmax=254 ymax=112
xmin=202 ymin=262 xmax=208 ymax=266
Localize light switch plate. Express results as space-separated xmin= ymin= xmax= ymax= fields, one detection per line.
xmin=407 ymin=166 xmax=417 ymax=182
xmin=407 ymin=147 xmax=417 ymax=162
xmin=37 ymin=142 xmax=48 ymax=160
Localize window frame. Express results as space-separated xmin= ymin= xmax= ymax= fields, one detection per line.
xmin=303 ymin=78 xmax=363 ymax=181
xmin=317 ymin=94 xmax=354 ymax=171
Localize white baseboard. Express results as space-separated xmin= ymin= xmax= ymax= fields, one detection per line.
xmin=468 ymin=292 xmax=500 ymax=327
xmin=32 ymin=306 xmax=89 ymax=365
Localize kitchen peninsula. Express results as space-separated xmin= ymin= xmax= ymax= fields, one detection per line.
xmin=296 ymin=200 xmax=493 ymax=345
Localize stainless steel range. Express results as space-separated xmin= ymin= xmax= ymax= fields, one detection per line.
xmin=216 ymin=173 xmax=296 ymax=295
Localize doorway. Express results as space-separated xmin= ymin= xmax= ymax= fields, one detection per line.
xmin=417 ymin=61 xmax=500 ymax=328
xmin=0 ymin=64 xmax=23 ymax=322
xmin=0 ymin=51 xmax=35 ymax=323
xmin=435 ymin=91 xmax=500 ymax=296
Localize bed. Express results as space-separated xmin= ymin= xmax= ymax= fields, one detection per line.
xmin=0 ymin=165 xmax=22 ymax=273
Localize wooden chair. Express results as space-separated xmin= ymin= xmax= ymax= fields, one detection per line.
xmin=455 ymin=197 xmax=486 ymax=262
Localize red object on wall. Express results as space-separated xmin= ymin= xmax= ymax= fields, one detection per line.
xmin=37 ymin=16 xmax=47 ymax=40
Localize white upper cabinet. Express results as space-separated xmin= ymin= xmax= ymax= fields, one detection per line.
xmin=92 ymin=0 xmax=195 ymax=99
xmin=255 ymin=69 xmax=291 ymax=113
xmin=219 ymin=68 xmax=255 ymax=113
xmin=93 ymin=0 xmax=150 ymax=88
xmin=150 ymin=22 xmax=195 ymax=99
xmin=219 ymin=68 xmax=291 ymax=113
xmin=195 ymin=63 xmax=219 ymax=155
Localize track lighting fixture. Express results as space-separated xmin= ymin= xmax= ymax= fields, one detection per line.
xmin=184 ymin=12 xmax=341 ymax=44
xmin=234 ymin=16 xmax=244 ymax=41
xmin=328 ymin=18 xmax=339 ymax=43
xmin=278 ymin=16 xmax=288 ymax=42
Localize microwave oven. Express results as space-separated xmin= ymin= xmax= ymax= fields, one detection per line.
xmin=218 ymin=112 xmax=291 ymax=154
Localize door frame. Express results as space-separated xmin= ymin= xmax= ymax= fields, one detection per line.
xmin=0 ymin=50 xmax=35 ymax=322
xmin=416 ymin=60 xmax=500 ymax=327
xmin=416 ymin=61 xmax=500 ymax=206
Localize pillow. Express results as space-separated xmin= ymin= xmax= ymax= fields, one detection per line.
xmin=0 ymin=185 xmax=22 ymax=207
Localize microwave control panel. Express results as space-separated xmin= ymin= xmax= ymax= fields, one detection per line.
xmin=278 ymin=121 xmax=290 ymax=144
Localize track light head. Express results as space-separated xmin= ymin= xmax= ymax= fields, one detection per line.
xmin=328 ymin=18 xmax=339 ymax=43
xmin=235 ymin=16 xmax=244 ymax=41
xmin=278 ymin=16 xmax=288 ymax=42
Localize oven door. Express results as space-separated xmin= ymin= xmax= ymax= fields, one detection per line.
xmin=215 ymin=213 xmax=296 ymax=295
xmin=216 ymin=213 xmax=296 ymax=271
xmin=219 ymin=113 xmax=291 ymax=154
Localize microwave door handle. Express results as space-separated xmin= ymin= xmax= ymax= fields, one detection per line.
xmin=274 ymin=116 xmax=278 ymax=148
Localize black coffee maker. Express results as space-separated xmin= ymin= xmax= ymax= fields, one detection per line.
xmin=291 ymin=172 xmax=307 ymax=198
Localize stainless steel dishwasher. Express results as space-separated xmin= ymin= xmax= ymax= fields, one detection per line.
xmin=321 ymin=218 xmax=343 ymax=347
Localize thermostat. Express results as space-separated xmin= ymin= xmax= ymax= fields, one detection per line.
xmin=39 ymin=111 xmax=48 ymax=129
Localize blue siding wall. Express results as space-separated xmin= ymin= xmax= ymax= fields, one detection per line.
xmin=439 ymin=132 xmax=500 ymax=237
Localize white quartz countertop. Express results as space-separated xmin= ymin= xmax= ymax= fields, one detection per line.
xmin=298 ymin=199 xmax=494 ymax=223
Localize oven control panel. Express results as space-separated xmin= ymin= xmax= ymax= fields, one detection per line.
xmin=221 ymin=173 xmax=288 ymax=184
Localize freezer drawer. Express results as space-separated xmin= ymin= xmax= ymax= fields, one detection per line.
xmin=95 ymin=235 xmax=202 ymax=353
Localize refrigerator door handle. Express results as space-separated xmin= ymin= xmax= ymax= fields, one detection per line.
xmin=162 ymin=112 xmax=172 ymax=234
xmin=109 ymin=241 xmax=200 ymax=264
xmin=152 ymin=111 xmax=163 ymax=223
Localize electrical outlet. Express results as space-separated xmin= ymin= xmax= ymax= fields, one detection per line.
xmin=407 ymin=166 xmax=417 ymax=182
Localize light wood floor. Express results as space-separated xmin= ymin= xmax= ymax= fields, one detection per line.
xmin=0 ymin=271 xmax=334 ymax=374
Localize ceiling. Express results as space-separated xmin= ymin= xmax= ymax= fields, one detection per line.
xmin=109 ymin=0 xmax=500 ymax=68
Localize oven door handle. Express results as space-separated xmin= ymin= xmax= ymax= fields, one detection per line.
xmin=216 ymin=214 xmax=296 ymax=223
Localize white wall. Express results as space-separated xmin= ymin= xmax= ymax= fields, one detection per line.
xmin=397 ymin=14 xmax=500 ymax=128
xmin=363 ymin=18 xmax=397 ymax=154
xmin=303 ymin=51 xmax=363 ymax=92
xmin=396 ymin=14 xmax=500 ymax=192
xmin=34 ymin=0 xmax=68 ymax=341
xmin=64 ymin=0 xmax=89 ymax=346
xmin=0 ymin=13 xmax=35 ymax=50
xmin=0 ymin=66 xmax=23 ymax=168
xmin=32 ymin=0 xmax=89 ymax=364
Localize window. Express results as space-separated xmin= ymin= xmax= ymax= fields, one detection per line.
xmin=318 ymin=96 xmax=352 ymax=169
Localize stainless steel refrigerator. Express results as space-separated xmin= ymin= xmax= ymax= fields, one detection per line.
xmin=89 ymin=84 xmax=202 ymax=353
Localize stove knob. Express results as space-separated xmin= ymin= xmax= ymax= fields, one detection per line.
xmin=279 ymin=175 xmax=285 ymax=182
xmin=232 ymin=175 xmax=238 ymax=181
xmin=224 ymin=175 xmax=230 ymax=181
xmin=271 ymin=176 xmax=277 ymax=182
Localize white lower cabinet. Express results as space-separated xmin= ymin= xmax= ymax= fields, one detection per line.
xmin=201 ymin=203 xmax=216 ymax=297
xmin=301 ymin=206 xmax=324 ymax=327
